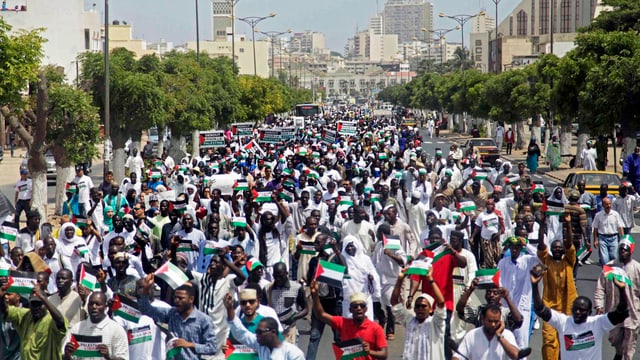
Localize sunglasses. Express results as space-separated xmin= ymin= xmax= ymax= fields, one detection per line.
xmin=350 ymin=303 xmax=367 ymax=309
xmin=255 ymin=328 xmax=273 ymax=335
xmin=240 ymin=299 xmax=257 ymax=306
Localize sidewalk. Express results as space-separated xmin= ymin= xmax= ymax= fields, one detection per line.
xmin=438 ymin=129 xmax=624 ymax=184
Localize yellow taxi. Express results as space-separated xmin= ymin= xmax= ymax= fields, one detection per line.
xmin=562 ymin=171 xmax=622 ymax=196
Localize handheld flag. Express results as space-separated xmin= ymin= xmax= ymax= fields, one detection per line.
xmin=166 ymin=337 xmax=182 ymax=359
xmin=79 ymin=264 xmax=99 ymax=291
xmin=154 ymin=262 xmax=189 ymax=289
xmin=0 ymin=226 xmax=17 ymax=242
xmin=315 ymin=260 xmax=345 ymax=288
xmin=405 ymin=259 xmax=432 ymax=276
xmin=112 ymin=294 xmax=142 ymax=323
xmin=424 ymin=242 xmax=452 ymax=263
xmin=383 ymin=234 xmax=402 ymax=250
xmin=332 ymin=338 xmax=367 ymax=360
xmin=225 ymin=342 xmax=259 ymax=360
xmin=475 ymin=269 xmax=501 ymax=289
xmin=70 ymin=334 xmax=103 ymax=358
xmin=299 ymin=240 xmax=317 ymax=256
xmin=543 ymin=199 xmax=565 ymax=216
xmin=6 ymin=271 xmax=36 ymax=294
xmin=457 ymin=201 xmax=476 ymax=213
xmin=603 ymin=265 xmax=633 ymax=286
xmin=255 ymin=191 xmax=272 ymax=203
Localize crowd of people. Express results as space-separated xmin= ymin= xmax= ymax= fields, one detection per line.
xmin=2 ymin=109 xmax=639 ymax=360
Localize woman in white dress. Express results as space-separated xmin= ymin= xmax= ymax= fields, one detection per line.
xmin=340 ymin=235 xmax=381 ymax=320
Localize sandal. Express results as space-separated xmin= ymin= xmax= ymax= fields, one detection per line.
xmin=386 ymin=334 xmax=395 ymax=340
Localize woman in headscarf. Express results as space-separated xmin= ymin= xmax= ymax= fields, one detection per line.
xmin=340 ymin=235 xmax=381 ymax=320
xmin=57 ymin=222 xmax=90 ymax=279
xmin=526 ymin=138 xmax=541 ymax=173
xmin=545 ymin=186 xmax=568 ymax=243
xmin=546 ymin=136 xmax=561 ymax=171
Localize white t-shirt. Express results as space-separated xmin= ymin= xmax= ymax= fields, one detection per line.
xmin=14 ymin=178 xmax=32 ymax=200
xmin=548 ymin=310 xmax=615 ymax=360
xmin=74 ymin=174 xmax=94 ymax=203
xmin=457 ymin=326 xmax=518 ymax=360
xmin=475 ymin=211 xmax=501 ymax=239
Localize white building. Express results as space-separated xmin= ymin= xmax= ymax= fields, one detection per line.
xmin=470 ymin=13 xmax=496 ymax=72
xmin=211 ymin=0 xmax=232 ymax=41
xmin=0 ymin=0 xmax=101 ymax=80
xmin=383 ymin=0 xmax=434 ymax=44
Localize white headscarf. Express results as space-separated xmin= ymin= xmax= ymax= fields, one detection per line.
xmin=342 ymin=235 xmax=380 ymax=299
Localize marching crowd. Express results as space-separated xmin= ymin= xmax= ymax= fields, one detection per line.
xmin=2 ymin=109 xmax=640 ymax=360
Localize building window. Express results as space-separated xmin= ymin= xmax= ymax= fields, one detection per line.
xmin=319 ymin=80 xmax=324 ymax=86
xmin=328 ymin=80 xmax=334 ymax=87
xmin=517 ymin=10 xmax=528 ymax=36
xmin=349 ymin=79 xmax=355 ymax=86
xmin=509 ymin=16 xmax=514 ymax=36
xmin=561 ymin=0 xmax=571 ymax=33
xmin=359 ymin=79 xmax=366 ymax=86
xmin=239 ymin=48 xmax=245 ymax=53
xmin=540 ymin=0 xmax=549 ymax=35
xmin=84 ymin=29 xmax=90 ymax=50
xmin=531 ymin=0 xmax=536 ymax=35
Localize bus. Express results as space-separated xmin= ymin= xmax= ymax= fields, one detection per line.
xmin=295 ymin=104 xmax=323 ymax=117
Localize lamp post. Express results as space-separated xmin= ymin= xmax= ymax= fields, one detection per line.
xmin=490 ymin=0 xmax=501 ymax=73
xmin=439 ymin=11 xmax=486 ymax=60
xmin=229 ymin=0 xmax=239 ymax=72
xmin=195 ymin=0 xmax=200 ymax=63
xmin=426 ymin=27 xmax=459 ymax=67
xmin=237 ymin=13 xmax=276 ymax=76
xmin=104 ymin=0 xmax=111 ymax=176
xmin=256 ymin=29 xmax=292 ymax=78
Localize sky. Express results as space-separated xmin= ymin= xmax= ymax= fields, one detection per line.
xmin=88 ymin=0 xmax=522 ymax=52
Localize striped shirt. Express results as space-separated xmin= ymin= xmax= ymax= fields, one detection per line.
xmin=564 ymin=204 xmax=588 ymax=242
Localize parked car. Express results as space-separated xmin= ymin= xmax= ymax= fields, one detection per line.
xmin=562 ymin=171 xmax=622 ymax=196
xmin=21 ymin=150 xmax=57 ymax=185
xmin=462 ymin=138 xmax=500 ymax=166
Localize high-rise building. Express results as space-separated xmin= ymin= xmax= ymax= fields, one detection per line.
xmin=369 ymin=14 xmax=384 ymax=35
xmin=470 ymin=13 xmax=496 ymax=72
xmin=212 ymin=0 xmax=232 ymax=41
xmin=383 ymin=0 xmax=433 ymax=44
xmin=472 ymin=12 xmax=495 ymax=33
xmin=290 ymin=31 xmax=326 ymax=54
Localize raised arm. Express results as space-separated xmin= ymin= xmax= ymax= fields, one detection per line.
xmin=531 ymin=267 xmax=551 ymax=322
xmin=224 ymin=293 xmax=259 ymax=350
xmin=499 ymin=287 xmax=523 ymax=329
xmin=137 ymin=274 xmax=171 ymax=323
xmin=32 ymin=282 xmax=67 ymax=331
xmin=309 ymin=280 xmax=334 ymax=326
xmin=456 ymin=278 xmax=478 ymax=319
xmin=607 ymin=279 xmax=629 ymax=326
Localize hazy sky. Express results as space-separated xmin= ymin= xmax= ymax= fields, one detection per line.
xmin=89 ymin=0 xmax=522 ymax=52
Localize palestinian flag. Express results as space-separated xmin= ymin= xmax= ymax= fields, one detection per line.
xmin=323 ymin=244 xmax=335 ymax=257
xmin=504 ymin=173 xmax=520 ymax=185
xmin=74 ymin=243 xmax=90 ymax=257
xmin=279 ymin=189 xmax=294 ymax=202
xmin=370 ymin=193 xmax=381 ymax=203
xmin=543 ymin=199 xmax=565 ymax=216
xmin=154 ymin=160 xmax=163 ymax=168
xmin=378 ymin=153 xmax=388 ymax=160
xmin=0 ymin=266 xmax=8 ymax=277
xmin=532 ymin=183 xmax=545 ymax=194
xmin=202 ymin=241 xmax=218 ymax=255
xmin=299 ymin=240 xmax=317 ymax=255
xmin=112 ymin=294 xmax=141 ymax=323
xmin=451 ymin=211 xmax=461 ymax=222
xmin=577 ymin=245 xmax=592 ymax=263
xmin=177 ymin=240 xmax=195 ymax=252
xmin=620 ymin=235 xmax=635 ymax=253
xmin=166 ymin=337 xmax=182 ymax=359
xmin=245 ymin=258 xmax=264 ymax=272
xmin=603 ymin=265 xmax=633 ymax=286
xmin=65 ymin=182 xmax=77 ymax=193
xmin=150 ymin=170 xmax=162 ymax=179
xmin=225 ymin=343 xmax=259 ymax=360
xmin=405 ymin=259 xmax=432 ymax=276
xmin=332 ymin=338 xmax=367 ymax=360
xmin=282 ymin=179 xmax=296 ymax=189
xmin=70 ymin=334 xmax=102 ymax=358
xmin=457 ymin=201 xmax=476 ymax=213
xmin=315 ymin=260 xmax=345 ymax=288
xmin=0 ymin=226 xmax=18 ymax=242
xmin=7 ymin=271 xmax=36 ymax=294
xmin=127 ymin=325 xmax=153 ymax=345
xmin=80 ymin=264 xmax=99 ymax=291
xmin=243 ymin=141 xmax=254 ymax=151
xmin=307 ymin=171 xmax=320 ymax=180
xmin=297 ymin=147 xmax=308 ymax=156
xmin=155 ymin=262 xmax=189 ymax=289
xmin=424 ymin=242 xmax=452 ymax=262
xmin=312 ymin=151 xmax=320 ymax=159
xmin=283 ymin=168 xmax=293 ymax=176
xmin=233 ymin=179 xmax=250 ymax=191
xmin=255 ymin=191 xmax=272 ymax=203
xmin=338 ymin=197 xmax=354 ymax=207
xmin=232 ymin=217 xmax=247 ymax=228
xmin=73 ymin=216 xmax=89 ymax=228
xmin=475 ymin=269 xmax=501 ymax=289
xmin=383 ymin=234 xmax=402 ymax=250
xmin=471 ymin=168 xmax=488 ymax=180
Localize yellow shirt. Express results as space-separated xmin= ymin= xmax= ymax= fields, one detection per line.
xmin=6 ymin=306 xmax=68 ymax=360
xmin=538 ymin=245 xmax=578 ymax=313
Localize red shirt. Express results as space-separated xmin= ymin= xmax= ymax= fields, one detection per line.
xmin=330 ymin=316 xmax=387 ymax=360
xmin=411 ymin=252 xmax=458 ymax=311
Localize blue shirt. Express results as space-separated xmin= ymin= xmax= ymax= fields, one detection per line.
xmin=138 ymin=295 xmax=216 ymax=359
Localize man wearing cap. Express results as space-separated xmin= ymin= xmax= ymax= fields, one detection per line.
xmin=565 ymin=190 xmax=589 ymax=269
xmin=17 ymin=210 xmax=40 ymax=253
xmin=175 ymin=213 xmax=207 ymax=271
xmin=412 ymin=168 xmax=433 ymax=207
xmin=492 ymin=186 xmax=515 ymax=238
xmin=537 ymin=213 xmax=577 ymax=360
xmin=268 ymin=262 xmax=309 ymax=345
xmin=471 ymin=199 xmax=504 ymax=269
xmin=383 ymin=204 xmax=419 ymax=261
xmin=14 ymin=169 xmax=32 ymax=227
xmin=340 ymin=206 xmax=376 ymax=256
xmin=224 ymin=292 xmax=305 ymax=360
xmin=594 ymin=236 xmax=640 ymax=360
xmin=404 ymin=189 xmax=429 ymax=241
xmin=0 ymin=277 xmax=68 ymax=360
xmin=581 ymin=139 xmax=598 ymax=170
xmin=392 ymin=264 xmax=446 ymax=359
xmin=613 ymin=183 xmax=640 ymax=235
xmin=311 ymin=282 xmax=388 ymax=360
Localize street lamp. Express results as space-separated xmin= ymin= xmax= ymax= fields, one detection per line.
xmin=104 ymin=0 xmax=111 ymax=176
xmin=236 ymin=13 xmax=276 ymax=76
xmin=256 ymin=29 xmax=292 ymax=78
xmin=490 ymin=0 xmax=501 ymax=73
xmin=229 ymin=0 xmax=240 ymax=72
xmin=195 ymin=0 xmax=200 ymax=63
xmin=425 ymin=27 xmax=459 ymax=67
xmin=439 ymin=11 xmax=486 ymax=60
